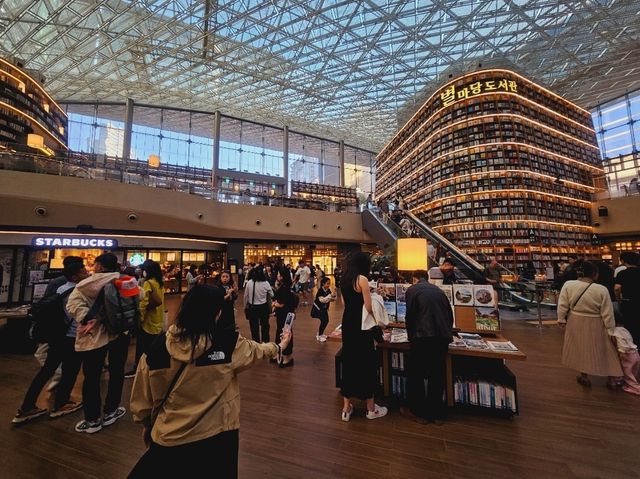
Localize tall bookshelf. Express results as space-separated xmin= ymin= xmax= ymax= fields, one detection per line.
xmin=0 ymin=57 xmax=68 ymax=154
xmin=376 ymin=69 xmax=602 ymax=272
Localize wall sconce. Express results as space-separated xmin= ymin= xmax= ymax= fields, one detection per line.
xmin=397 ymin=238 xmax=428 ymax=271
xmin=148 ymin=154 xmax=160 ymax=168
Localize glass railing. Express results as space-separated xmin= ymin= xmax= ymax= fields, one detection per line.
xmin=0 ymin=148 xmax=358 ymax=212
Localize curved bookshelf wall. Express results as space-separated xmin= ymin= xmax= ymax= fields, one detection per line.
xmin=376 ymin=69 xmax=603 ymax=272
xmin=0 ymin=58 xmax=68 ymax=155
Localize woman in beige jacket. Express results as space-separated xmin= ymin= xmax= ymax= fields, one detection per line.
xmin=557 ymin=260 xmax=622 ymax=387
xmin=129 ymin=284 xmax=290 ymax=478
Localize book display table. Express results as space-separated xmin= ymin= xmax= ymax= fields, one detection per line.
xmin=332 ymin=331 xmax=526 ymax=418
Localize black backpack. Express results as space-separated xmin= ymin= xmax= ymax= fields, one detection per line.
xmin=28 ymin=288 xmax=74 ymax=343
xmin=102 ymin=281 xmax=140 ymax=335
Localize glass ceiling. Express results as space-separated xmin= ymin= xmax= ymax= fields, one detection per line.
xmin=1 ymin=0 xmax=639 ymax=152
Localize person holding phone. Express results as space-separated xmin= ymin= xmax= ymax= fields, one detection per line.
xmin=216 ymin=270 xmax=238 ymax=332
xmin=129 ymin=285 xmax=291 ymax=477
xmin=312 ymin=277 xmax=336 ymax=342
xmin=273 ymin=267 xmax=297 ymax=367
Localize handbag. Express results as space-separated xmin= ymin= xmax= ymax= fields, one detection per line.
xmin=565 ymin=282 xmax=593 ymax=322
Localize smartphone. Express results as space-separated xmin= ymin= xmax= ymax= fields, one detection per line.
xmin=284 ymin=312 xmax=295 ymax=331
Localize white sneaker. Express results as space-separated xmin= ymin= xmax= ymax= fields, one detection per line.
xmin=366 ymin=405 xmax=388 ymax=420
xmin=318 ymin=335 xmax=327 ymax=343
xmin=341 ymin=404 xmax=354 ymax=422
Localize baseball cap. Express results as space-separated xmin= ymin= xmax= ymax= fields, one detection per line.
xmin=115 ymin=276 xmax=140 ymax=297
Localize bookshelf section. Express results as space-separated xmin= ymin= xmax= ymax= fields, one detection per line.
xmin=376 ymin=69 xmax=602 ymax=271
xmin=291 ymin=180 xmax=358 ymax=209
xmin=0 ymin=58 xmax=68 ymax=155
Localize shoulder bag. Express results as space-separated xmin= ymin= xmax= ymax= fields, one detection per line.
xmin=565 ymin=282 xmax=593 ymax=322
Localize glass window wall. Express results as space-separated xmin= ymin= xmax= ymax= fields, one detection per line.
xmin=219 ymin=116 xmax=284 ymax=177
xmin=593 ymin=89 xmax=640 ymax=160
xmin=65 ymin=104 xmax=126 ymax=156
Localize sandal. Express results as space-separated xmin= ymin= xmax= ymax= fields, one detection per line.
xmin=576 ymin=375 xmax=591 ymax=387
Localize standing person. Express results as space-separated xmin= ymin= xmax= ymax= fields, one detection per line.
xmin=557 ymin=260 xmax=622 ymax=388
xmin=315 ymin=264 xmax=325 ymax=282
xmin=128 ymin=285 xmax=291 ymax=478
xmin=521 ymin=261 xmax=537 ymax=281
xmin=401 ymin=270 xmax=453 ymax=424
xmin=484 ymin=259 xmax=502 ymax=285
xmin=293 ymin=260 xmax=311 ymax=306
xmin=216 ymin=270 xmax=238 ymax=332
xmin=126 ymin=260 xmax=164 ymax=378
xmin=67 ymin=253 xmax=138 ymax=434
xmin=595 ymin=261 xmax=616 ymax=302
xmin=339 ymin=252 xmax=387 ymax=422
xmin=272 ymin=268 xmax=297 ymax=367
xmin=12 ymin=261 xmax=88 ymax=424
xmin=312 ymin=276 xmax=336 ymax=342
xmin=33 ymin=256 xmax=85 ymax=393
xmin=243 ymin=266 xmax=273 ymax=343
xmin=185 ymin=265 xmax=200 ymax=291
xmin=334 ymin=265 xmax=342 ymax=289
xmin=615 ymin=252 xmax=640 ymax=345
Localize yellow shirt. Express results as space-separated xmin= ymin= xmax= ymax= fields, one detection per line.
xmin=139 ymin=278 xmax=165 ymax=335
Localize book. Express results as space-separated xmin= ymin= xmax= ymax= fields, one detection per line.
xmin=473 ymin=285 xmax=496 ymax=307
xmin=458 ymin=332 xmax=482 ymax=340
xmin=487 ymin=340 xmax=519 ymax=352
xmin=389 ymin=328 xmax=408 ymax=343
xmin=462 ymin=339 xmax=490 ymax=350
xmin=396 ymin=301 xmax=406 ymax=323
xmin=475 ymin=307 xmax=500 ymax=331
xmin=453 ymin=284 xmax=474 ymax=306
xmin=449 ymin=336 xmax=467 ymax=348
xmin=438 ymin=284 xmax=453 ymax=304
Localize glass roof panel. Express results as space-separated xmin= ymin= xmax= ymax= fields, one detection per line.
xmin=1 ymin=0 xmax=638 ymax=152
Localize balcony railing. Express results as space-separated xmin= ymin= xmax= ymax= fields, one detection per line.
xmin=0 ymin=148 xmax=359 ymax=212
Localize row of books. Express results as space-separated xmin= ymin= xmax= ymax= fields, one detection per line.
xmin=390 ymin=351 xmax=406 ymax=371
xmin=390 ymin=375 xmax=408 ymax=399
xmin=453 ymin=378 xmax=517 ymax=412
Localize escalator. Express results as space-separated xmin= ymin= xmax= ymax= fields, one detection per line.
xmin=361 ymin=208 xmax=486 ymax=283
xmin=362 ymin=208 xmax=555 ymax=309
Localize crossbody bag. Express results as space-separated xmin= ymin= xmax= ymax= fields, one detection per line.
xmin=564 ymin=282 xmax=593 ymax=322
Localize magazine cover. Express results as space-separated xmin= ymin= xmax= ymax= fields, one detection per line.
xmin=379 ymin=283 xmax=397 ymax=321
xmin=473 ymin=285 xmax=495 ymax=307
xmin=474 ymin=307 xmax=500 ymax=331
xmin=395 ymin=283 xmax=410 ymax=323
xmin=453 ymin=284 xmax=474 ymax=306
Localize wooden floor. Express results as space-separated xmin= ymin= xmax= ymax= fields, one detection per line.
xmin=1 ymin=292 xmax=640 ymax=478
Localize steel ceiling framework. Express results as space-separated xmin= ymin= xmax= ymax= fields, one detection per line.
xmin=1 ymin=0 xmax=639 ymax=152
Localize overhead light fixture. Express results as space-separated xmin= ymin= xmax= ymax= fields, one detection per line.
xmin=148 ymin=154 xmax=160 ymax=168
xmin=397 ymin=238 xmax=428 ymax=271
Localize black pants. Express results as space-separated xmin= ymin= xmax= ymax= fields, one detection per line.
xmin=79 ymin=333 xmax=129 ymax=422
xmin=129 ymin=429 xmax=239 ymax=479
xmin=275 ymin=312 xmax=294 ymax=356
xmin=408 ymin=337 xmax=449 ymax=421
xmin=21 ymin=336 xmax=82 ymax=411
xmin=134 ymin=328 xmax=160 ymax=368
xmin=317 ymin=310 xmax=329 ymax=336
xmin=247 ymin=304 xmax=270 ymax=343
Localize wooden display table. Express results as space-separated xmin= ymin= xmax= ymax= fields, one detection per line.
xmin=333 ymin=331 xmax=526 ymax=417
